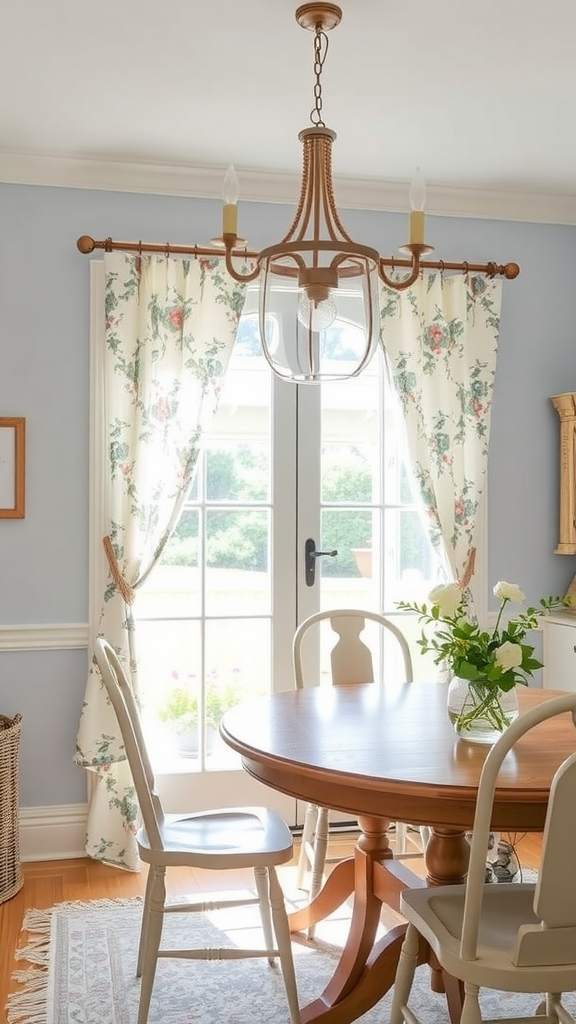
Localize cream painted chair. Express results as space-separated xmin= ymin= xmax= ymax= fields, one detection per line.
xmin=95 ymin=638 xmax=300 ymax=1024
xmin=293 ymin=609 xmax=430 ymax=934
xmin=390 ymin=689 xmax=576 ymax=1024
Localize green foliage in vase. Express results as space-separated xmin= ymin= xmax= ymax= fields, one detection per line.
xmin=398 ymin=580 xmax=570 ymax=692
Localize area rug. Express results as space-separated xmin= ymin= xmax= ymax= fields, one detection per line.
xmin=7 ymin=895 xmax=575 ymax=1024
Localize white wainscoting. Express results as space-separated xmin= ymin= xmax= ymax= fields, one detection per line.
xmin=1 ymin=623 xmax=90 ymax=860
xmin=20 ymin=803 xmax=89 ymax=862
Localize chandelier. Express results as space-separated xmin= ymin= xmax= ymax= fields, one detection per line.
xmin=76 ymin=3 xmax=520 ymax=380
xmin=217 ymin=2 xmax=434 ymax=384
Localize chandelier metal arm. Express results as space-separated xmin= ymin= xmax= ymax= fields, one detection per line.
xmin=222 ymin=242 xmax=260 ymax=284
xmin=76 ymin=236 xmax=520 ymax=280
xmin=378 ymin=247 xmax=423 ymax=291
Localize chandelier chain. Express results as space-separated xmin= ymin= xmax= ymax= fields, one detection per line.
xmin=310 ymin=26 xmax=329 ymax=127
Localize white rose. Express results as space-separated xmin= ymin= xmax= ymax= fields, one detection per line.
xmin=493 ymin=581 xmax=525 ymax=603
xmin=494 ymin=641 xmax=523 ymax=671
xmin=428 ymin=583 xmax=462 ymax=618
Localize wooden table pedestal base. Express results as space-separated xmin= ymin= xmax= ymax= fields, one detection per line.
xmin=288 ymin=817 xmax=469 ymax=1024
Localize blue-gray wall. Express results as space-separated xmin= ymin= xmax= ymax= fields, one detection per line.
xmin=0 ymin=182 xmax=574 ymax=807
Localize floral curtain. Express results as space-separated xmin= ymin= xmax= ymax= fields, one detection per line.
xmin=379 ymin=271 xmax=502 ymax=597
xmin=75 ymin=252 xmax=248 ymax=870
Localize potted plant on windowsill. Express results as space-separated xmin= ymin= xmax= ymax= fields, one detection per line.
xmin=157 ymin=674 xmax=240 ymax=758
xmin=352 ymin=538 xmax=372 ymax=578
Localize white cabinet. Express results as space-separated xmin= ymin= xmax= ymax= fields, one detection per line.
xmin=541 ymin=613 xmax=576 ymax=692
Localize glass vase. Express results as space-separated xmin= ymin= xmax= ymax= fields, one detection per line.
xmin=447 ymin=676 xmax=519 ymax=745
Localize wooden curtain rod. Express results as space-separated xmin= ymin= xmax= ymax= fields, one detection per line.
xmin=76 ymin=235 xmax=520 ymax=280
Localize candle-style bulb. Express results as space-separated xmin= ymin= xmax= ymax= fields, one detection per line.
xmin=408 ymin=167 xmax=426 ymax=245
xmin=222 ymin=163 xmax=239 ymax=236
xmin=222 ymin=163 xmax=239 ymax=206
xmin=409 ymin=166 xmax=426 ymax=211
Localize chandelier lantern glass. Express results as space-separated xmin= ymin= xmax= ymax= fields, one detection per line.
xmin=217 ymin=3 xmax=433 ymax=383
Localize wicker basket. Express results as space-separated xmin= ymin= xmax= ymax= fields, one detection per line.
xmin=0 ymin=713 xmax=23 ymax=903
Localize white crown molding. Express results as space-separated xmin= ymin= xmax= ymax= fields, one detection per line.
xmin=1 ymin=150 xmax=576 ymax=226
xmin=0 ymin=623 xmax=89 ymax=651
xmin=20 ymin=803 xmax=88 ymax=861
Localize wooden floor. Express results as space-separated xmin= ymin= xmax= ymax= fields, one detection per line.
xmin=0 ymin=830 xmax=542 ymax=1012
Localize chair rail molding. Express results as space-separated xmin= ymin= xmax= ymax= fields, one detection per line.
xmin=0 ymin=623 xmax=89 ymax=651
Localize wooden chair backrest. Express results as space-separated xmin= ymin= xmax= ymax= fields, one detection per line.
xmin=460 ymin=691 xmax=576 ymax=966
xmin=94 ymin=637 xmax=165 ymax=851
xmin=293 ymin=608 xmax=413 ymax=689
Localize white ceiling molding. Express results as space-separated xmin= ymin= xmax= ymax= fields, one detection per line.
xmin=1 ymin=151 xmax=576 ymax=227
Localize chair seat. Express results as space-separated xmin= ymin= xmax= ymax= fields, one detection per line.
xmin=402 ymin=873 xmax=575 ymax=994
xmin=391 ymin=694 xmax=576 ymax=1024
xmin=94 ymin=638 xmax=301 ymax=1024
xmin=137 ymin=807 xmax=294 ymax=868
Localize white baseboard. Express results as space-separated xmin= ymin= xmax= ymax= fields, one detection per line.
xmin=19 ymin=803 xmax=88 ymax=862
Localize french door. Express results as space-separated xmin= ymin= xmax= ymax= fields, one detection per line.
xmin=128 ymin=286 xmax=440 ymax=819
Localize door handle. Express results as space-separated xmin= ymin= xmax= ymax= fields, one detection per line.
xmin=305 ymin=538 xmax=338 ymax=587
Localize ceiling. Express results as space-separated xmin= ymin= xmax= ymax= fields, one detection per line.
xmin=1 ymin=0 xmax=576 ymax=223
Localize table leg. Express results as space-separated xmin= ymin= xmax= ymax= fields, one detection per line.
xmin=289 ymin=821 xmax=470 ymax=1024
xmin=291 ymin=816 xmax=426 ymax=1024
xmin=288 ymin=857 xmax=355 ymax=934
xmin=425 ymin=829 xmax=468 ymax=1023
xmin=288 ymin=814 xmax=395 ymax=935
xmin=425 ymin=828 xmax=470 ymax=886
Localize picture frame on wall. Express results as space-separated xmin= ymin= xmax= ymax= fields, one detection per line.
xmin=0 ymin=418 xmax=26 ymax=518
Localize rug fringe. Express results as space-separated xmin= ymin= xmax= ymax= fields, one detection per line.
xmin=6 ymin=909 xmax=52 ymax=1024
xmin=26 ymin=896 xmax=142 ymax=915
xmin=6 ymin=968 xmax=49 ymax=1024
xmin=6 ymin=898 xmax=143 ymax=1024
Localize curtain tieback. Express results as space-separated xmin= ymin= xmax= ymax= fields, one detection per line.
xmin=102 ymin=536 xmax=136 ymax=605
xmin=459 ymin=547 xmax=476 ymax=592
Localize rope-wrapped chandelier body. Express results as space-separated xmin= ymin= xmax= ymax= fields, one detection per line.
xmin=221 ymin=3 xmax=435 ymax=382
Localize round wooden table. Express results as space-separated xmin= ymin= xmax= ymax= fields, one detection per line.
xmin=220 ymin=682 xmax=576 ymax=1024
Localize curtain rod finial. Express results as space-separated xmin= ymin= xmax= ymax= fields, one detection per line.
xmin=77 ymin=235 xmax=95 ymax=254
xmin=504 ymin=263 xmax=520 ymax=279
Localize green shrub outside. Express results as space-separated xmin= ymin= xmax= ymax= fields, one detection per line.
xmin=160 ymin=445 xmax=430 ymax=578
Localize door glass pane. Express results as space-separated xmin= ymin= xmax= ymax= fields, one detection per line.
xmin=204 ymin=617 xmax=271 ymax=770
xmin=206 ymin=442 xmax=270 ymax=502
xmin=319 ymin=507 xmax=377 ymax=607
xmin=205 ymin=508 xmax=270 ymax=616
xmin=385 ymin=507 xmax=436 ymax=607
xmin=141 ymin=509 xmax=200 ymax=617
xmin=137 ymin=618 xmax=202 ymax=771
xmin=317 ymin=345 xmax=442 ymax=674
xmin=135 ymin=302 xmax=277 ymax=789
